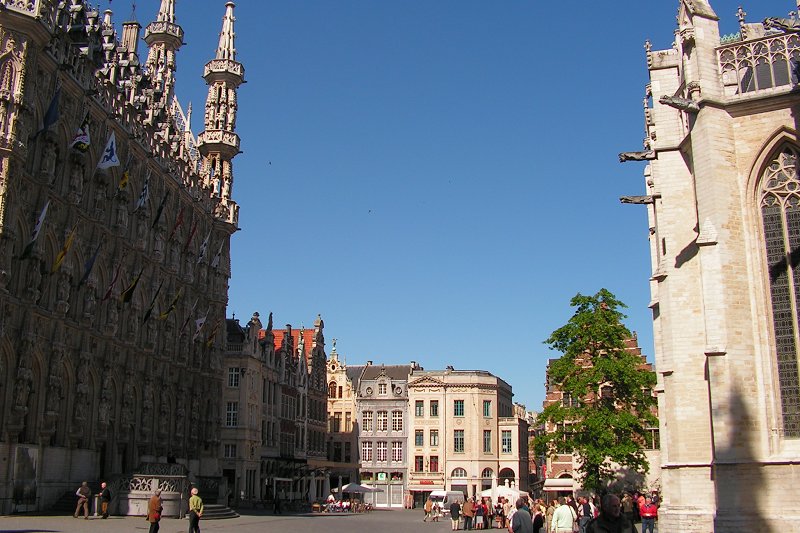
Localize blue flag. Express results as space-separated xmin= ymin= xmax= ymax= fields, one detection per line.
xmin=31 ymin=86 xmax=60 ymax=139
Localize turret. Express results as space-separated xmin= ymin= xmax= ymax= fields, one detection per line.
xmin=197 ymin=2 xmax=245 ymax=226
xmin=143 ymin=0 xmax=184 ymax=110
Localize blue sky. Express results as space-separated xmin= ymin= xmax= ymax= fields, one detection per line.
xmin=115 ymin=0 xmax=789 ymax=411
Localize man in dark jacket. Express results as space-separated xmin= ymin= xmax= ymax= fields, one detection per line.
xmin=450 ymin=500 xmax=462 ymax=531
xmin=510 ymin=498 xmax=533 ymax=533
xmin=586 ymin=494 xmax=634 ymax=533
xmin=99 ymin=481 xmax=111 ymax=518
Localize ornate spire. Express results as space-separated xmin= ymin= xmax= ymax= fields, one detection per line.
xmin=197 ymin=1 xmax=245 ymax=226
xmin=217 ymin=2 xmax=237 ymax=61
xmin=156 ymin=0 xmax=176 ymax=24
xmin=143 ymin=0 xmax=183 ymax=114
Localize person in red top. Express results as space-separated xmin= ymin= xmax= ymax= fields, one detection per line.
xmin=639 ymin=496 xmax=658 ymax=533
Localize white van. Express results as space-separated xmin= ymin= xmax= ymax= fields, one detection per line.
xmin=429 ymin=490 xmax=465 ymax=507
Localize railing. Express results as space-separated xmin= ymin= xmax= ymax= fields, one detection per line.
xmin=718 ymin=31 xmax=800 ymax=97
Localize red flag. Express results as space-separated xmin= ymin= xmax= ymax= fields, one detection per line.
xmin=168 ymin=206 xmax=184 ymax=242
xmin=183 ymin=221 xmax=197 ymax=253
xmin=102 ymin=261 xmax=123 ymax=301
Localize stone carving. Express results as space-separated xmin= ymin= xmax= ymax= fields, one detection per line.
xmin=618 ymin=151 xmax=656 ymax=163
xmin=45 ymin=346 xmax=65 ymax=415
xmin=40 ymin=137 xmax=57 ymax=182
xmin=56 ymin=272 xmax=71 ymax=314
xmin=764 ymin=17 xmax=800 ymax=33
xmin=659 ymin=95 xmax=700 ymax=113
xmin=98 ymin=362 xmax=113 ymax=426
xmin=68 ymin=159 xmax=85 ymax=204
xmin=83 ymin=283 xmax=97 ymax=320
xmin=158 ymin=390 xmax=170 ymax=435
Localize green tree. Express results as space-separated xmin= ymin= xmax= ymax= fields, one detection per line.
xmin=536 ymin=289 xmax=657 ymax=493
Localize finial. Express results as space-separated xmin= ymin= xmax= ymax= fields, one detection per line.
xmin=157 ymin=0 xmax=176 ymax=23
xmin=736 ymin=6 xmax=747 ymax=31
xmin=130 ymin=1 xmax=137 ymax=22
xmin=216 ymin=2 xmax=237 ymax=61
xmin=186 ymin=102 xmax=192 ymax=131
xmin=644 ymin=39 xmax=652 ymax=53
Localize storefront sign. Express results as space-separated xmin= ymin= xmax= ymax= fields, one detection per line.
xmin=419 ymin=480 xmax=435 ymax=485
xmin=377 ymin=472 xmax=387 ymax=481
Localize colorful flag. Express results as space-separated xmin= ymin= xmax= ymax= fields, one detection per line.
xmin=196 ymin=231 xmax=211 ymax=264
xmin=152 ymin=190 xmax=169 ymax=229
xmin=134 ymin=170 xmax=150 ymax=212
xmin=158 ymin=287 xmax=183 ymax=320
xmin=31 ymin=85 xmax=60 ymax=139
xmin=20 ymin=200 xmax=50 ymax=260
xmin=192 ymin=307 xmax=209 ymax=341
xmin=69 ymin=114 xmax=90 ymax=152
xmin=77 ymin=242 xmax=102 ymax=287
xmin=102 ymin=260 xmax=123 ymax=301
xmin=142 ymin=279 xmax=165 ymax=324
xmin=167 ymin=206 xmax=184 ymax=242
xmin=179 ymin=298 xmax=199 ymax=333
xmin=119 ymin=266 xmax=144 ymax=304
xmin=206 ymin=319 xmax=223 ymax=348
xmin=183 ymin=221 xmax=197 ymax=253
xmin=97 ymin=131 xmax=120 ymax=169
xmin=51 ymin=223 xmax=78 ymax=273
xmin=117 ymin=160 xmax=131 ymax=193
xmin=210 ymin=240 xmax=225 ymax=269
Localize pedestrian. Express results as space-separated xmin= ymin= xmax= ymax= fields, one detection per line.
xmin=73 ymin=481 xmax=91 ymax=519
xmin=508 ymin=497 xmax=533 ymax=533
xmin=188 ymin=487 xmax=204 ymax=533
xmin=147 ymin=489 xmax=163 ymax=533
xmin=532 ymin=506 xmax=545 ymax=533
xmin=621 ymin=493 xmax=634 ymax=525
xmin=639 ymin=496 xmax=657 ymax=533
xmin=450 ymin=499 xmax=462 ymax=531
xmin=274 ymin=495 xmax=282 ymax=514
xmin=433 ymin=502 xmax=441 ymax=522
xmin=545 ymin=500 xmax=555 ymax=533
xmin=425 ymin=497 xmax=433 ymax=522
xmin=550 ymin=496 xmax=576 ymax=533
xmin=99 ymin=481 xmax=111 ymax=519
xmin=585 ymin=494 xmax=634 ymax=533
xmin=578 ymin=497 xmax=593 ymax=533
xmin=476 ymin=497 xmax=485 ymax=529
xmin=463 ymin=498 xmax=475 ymax=530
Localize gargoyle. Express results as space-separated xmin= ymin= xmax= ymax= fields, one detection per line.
xmin=659 ymin=95 xmax=700 ymax=113
xmin=618 ymin=151 xmax=656 ymax=163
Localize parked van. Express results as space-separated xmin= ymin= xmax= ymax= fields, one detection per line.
xmin=429 ymin=490 xmax=465 ymax=507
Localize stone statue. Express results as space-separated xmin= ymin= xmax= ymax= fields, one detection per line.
xmin=83 ymin=285 xmax=97 ymax=319
xmin=45 ymin=350 xmax=65 ymax=414
xmin=659 ymin=95 xmax=700 ymax=113
xmin=68 ymin=160 xmax=84 ymax=201
xmin=158 ymin=391 xmax=170 ymax=434
xmin=26 ymin=260 xmax=42 ymax=301
xmin=13 ymin=366 xmax=33 ymax=409
xmin=618 ymin=150 xmax=656 ymax=163
xmin=764 ymin=17 xmax=800 ymax=33
xmin=57 ymin=273 xmax=71 ymax=303
xmin=153 ymin=227 xmax=164 ymax=262
xmin=40 ymin=138 xmax=57 ymax=181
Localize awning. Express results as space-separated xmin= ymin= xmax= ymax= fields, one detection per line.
xmin=543 ymin=478 xmax=574 ymax=491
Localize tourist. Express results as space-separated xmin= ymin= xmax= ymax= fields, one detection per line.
xmin=433 ymin=502 xmax=441 ymax=522
xmin=532 ymin=504 xmax=545 ymax=533
xmin=550 ymin=496 xmax=576 ymax=533
xmin=463 ymin=498 xmax=475 ymax=530
xmin=450 ymin=499 xmax=462 ymax=531
xmin=545 ymin=500 xmax=556 ymax=533
xmin=99 ymin=481 xmax=111 ymax=519
xmin=585 ymin=494 xmax=634 ymax=533
xmin=509 ymin=497 xmax=533 ymax=533
xmin=621 ymin=493 xmax=634 ymax=525
xmin=476 ymin=497 xmax=485 ymax=529
xmin=73 ymin=481 xmax=91 ymax=519
xmin=639 ymin=496 xmax=657 ymax=533
xmin=146 ymin=489 xmax=163 ymax=533
xmin=188 ymin=487 xmax=204 ymax=533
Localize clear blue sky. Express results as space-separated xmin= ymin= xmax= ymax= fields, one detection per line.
xmin=117 ymin=0 xmax=788 ymax=411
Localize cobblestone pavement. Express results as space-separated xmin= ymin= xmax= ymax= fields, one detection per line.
xmin=0 ymin=510 xmax=657 ymax=533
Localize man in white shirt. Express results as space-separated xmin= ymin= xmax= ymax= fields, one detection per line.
xmin=550 ymin=497 xmax=576 ymax=533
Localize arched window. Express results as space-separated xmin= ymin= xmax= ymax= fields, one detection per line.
xmin=480 ymin=468 xmax=493 ymax=491
xmin=451 ymin=467 xmax=467 ymax=478
xmin=481 ymin=468 xmax=493 ymax=478
xmin=328 ymin=381 xmax=337 ymax=398
xmin=760 ymin=144 xmax=800 ymax=437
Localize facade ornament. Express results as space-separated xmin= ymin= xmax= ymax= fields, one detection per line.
xmin=659 ymin=94 xmax=700 ymax=113
xmin=56 ymin=272 xmax=71 ymax=315
xmin=40 ymin=136 xmax=58 ymax=182
xmin=619 ymin=151 xmax=656 ymax=163
xmin=68 ymin=157 xmax=85 ymax=204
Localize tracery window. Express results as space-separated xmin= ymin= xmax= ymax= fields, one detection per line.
xmin=760 ymin=145 xmax=800 ymax=437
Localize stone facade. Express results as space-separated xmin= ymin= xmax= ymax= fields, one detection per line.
xmin=353 ymin=362 xmax=415 ymax=507
xmin=324 ymin=345 xmax=360 ymax=486
xmin=0 ymin=0 xmax=242 ymax=514
xmin=406 ymin=368 xmax=529 ymax=507
xmin=624 ymin=1 xmax=800 ymax=530
xmin=221 ymin=313 xmax=329 ymax=504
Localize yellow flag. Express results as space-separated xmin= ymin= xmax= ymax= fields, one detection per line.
xmin=51 ymin=224 xmax=77 ymax=273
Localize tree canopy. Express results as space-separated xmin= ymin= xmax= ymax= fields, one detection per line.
xmin=535 ymin=288 xmax=657 ymax=493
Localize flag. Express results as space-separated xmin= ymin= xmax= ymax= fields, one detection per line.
xmin=183 ymin=221 xmax=197 ymax=253
xmin=31 ymin=85 xmax=60 ymax=139
xmin=179 ymin=298 xmax=199 ymax=333
xmin=134 ymin=170 xmax=150 ymax=212
xmin=142 ymin=279 xmax=165 ymax=324
xmin=152 ymin=190 xmax=169 ymax=229
xmin=117 ymin=162 xmax=131 ymax=193
xmin=51 ymin=223 xmax=78 ymax=273
xmin=192 ymin=307 xmax=209 ymax=341
xmin=196 ymin=231 xmax=211 ymax=264
xmin=97 ymin=131 xmax=120 ymax=169
xmin=119 ymin=266 xmax=144 ymax=304
xmin=77 ymin=242 xmax=102 ymax=287
xmin=20 ymin=200 xmax=50 ymax=260
xmin=158 ymin=287 xmax=183 ymax=320
xmin=206 ymin=318 xmax=223 ymax=348
xmin=69 ymin=114 xmax=90 ymax=152
xmin=167 ymin=206 xmax=184 ymax=241
xmin=210 ymin=240 xmax=225 ymax=269
xmin=102 ymin=260 xmax=123 ymax=301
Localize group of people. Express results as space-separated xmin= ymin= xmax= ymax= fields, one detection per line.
xmin=436 ymin=491 xmax=658 ymax=533
xmin=73 ymin=481 xmax=204 ymax=533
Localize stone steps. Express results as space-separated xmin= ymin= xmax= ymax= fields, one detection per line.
xmin=196 ymin=503 xmax=239 ymax=520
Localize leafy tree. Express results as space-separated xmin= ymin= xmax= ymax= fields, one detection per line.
xmin=535 ymin=289 xmax=657 ymax=493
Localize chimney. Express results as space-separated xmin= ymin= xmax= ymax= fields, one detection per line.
xmin=121 ymin=20 xmax=141 ymax=56
xmin=366 ymin=360 xmax=373 ymax=366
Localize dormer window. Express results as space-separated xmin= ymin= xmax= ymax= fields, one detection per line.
xmin=378 ymin=383 xmax=387 ymax=395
